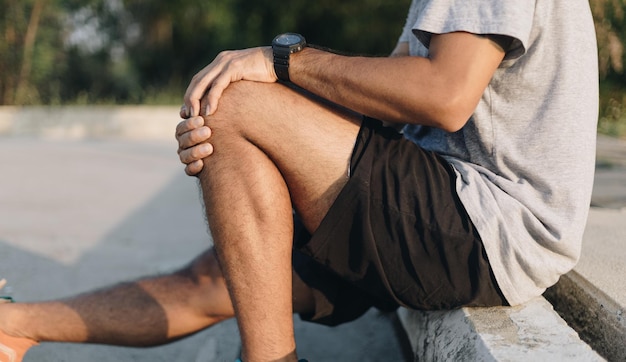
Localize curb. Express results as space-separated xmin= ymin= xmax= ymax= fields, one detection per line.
xmin=0 ymin=106 xmax=180 ymax=140
xmin=544 ymin=271 xmax=626 ymax=361
xmin=397 ymin=297 xmax=604 ymax=361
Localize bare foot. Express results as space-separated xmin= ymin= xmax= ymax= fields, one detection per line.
xmin=0 ymin=280 xmax=39 ymax=362
xmin=0 ymin=330 xmax=38 ymax=362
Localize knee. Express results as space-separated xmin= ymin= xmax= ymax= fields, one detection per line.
xmin=176 ymin=249 xmax=223 ymax=286
xmin=173 ymin=249 xmax=225 ymax=303
xmin=175 ymin=249 xmax=234 ymax=318
xmin=199 ymin=81 xmax=260 ymax=136
xmin=196 ymin=82 xmax=271 ymax=182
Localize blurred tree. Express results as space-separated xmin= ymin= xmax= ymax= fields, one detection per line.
xmin=2 ymin=0 xmax=626 ymax=116
xmin=0 ymin=0 xmax=59 ymax=104
xmin=591 ymin=0 xmax=625 ymax=81
xmin=13 ymin=0 xmax=44 ymax=104
xmin=0 ymin=0 xmax=108 ymax=104
xmin=119 ymin=0 xmax=236 ymax=101
xmin=590 ymin=0 xmax=626 ymax=137
xmin=1 ymin=0 xmax=411 ymax=105
xmin=118 ymin=0 xmax=410 ymax=103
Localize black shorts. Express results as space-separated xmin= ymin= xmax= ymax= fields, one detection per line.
xmin=292 ymin=118 xmax=507 ymax=326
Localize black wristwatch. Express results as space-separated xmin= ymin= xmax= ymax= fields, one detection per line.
xmin=272 ymin=33 xmax=306 ymax=82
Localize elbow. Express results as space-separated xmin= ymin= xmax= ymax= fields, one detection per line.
xmin=397 ymin=76 xmax=481 ymax=132
xmin=424 ymin=91 xmax=476 ymax=133
xmin=437 ymin=114 xmax=469 ymax=133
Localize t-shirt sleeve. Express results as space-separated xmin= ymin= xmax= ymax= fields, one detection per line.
xmin=399 ymin=0 xmax=421 ymax=44
xmin=411 ymin=0 xmax=536 ymax=60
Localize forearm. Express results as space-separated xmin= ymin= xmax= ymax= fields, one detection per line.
xmin=289 ymin=33 xmax=505 ymax=132
xmin=290 ymin=47 xmax=436 ymax=126
xmin=384 ymin=41 xmax=410 ymax=131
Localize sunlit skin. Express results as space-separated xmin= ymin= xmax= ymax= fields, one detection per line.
xmin=0 ymin=32 xmax=505 ymax=362
xmin=174 ymin=32 xmax=506 ymax=361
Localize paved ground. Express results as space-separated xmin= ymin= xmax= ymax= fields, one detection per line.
xmin=587 ymin=135 xmax=626 ymax=313
xmin=1 ymin=107 xmax=624 ymax=361
xmin=592 ymin=135 xmax=626 ymax=209
xmin=589 ymin=135 xmax=626 ymax=305
xmin=0 ymin=138 xmax=406 ymax=362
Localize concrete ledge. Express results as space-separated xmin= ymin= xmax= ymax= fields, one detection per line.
xmin=397 ymin=296 xmax=604 ymax=361
xmin=542 ymin=208 xmax=626 ymax=361
xmin=0 ymin=106 xmax=180 ymax=140
xmin=545 ymin=270 xmax=626 ymax=361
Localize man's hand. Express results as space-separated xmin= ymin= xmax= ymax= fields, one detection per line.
xmin=176 ymin=116 xmax=212 ymax=176
xmin=177 ymin=46 xmax=276 ymax=176
xmin=180 ymin=46 xmax=276 ymax=118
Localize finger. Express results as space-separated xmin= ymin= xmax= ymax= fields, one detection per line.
xmin=184 ymin=72 xmax=206 ymax=117
xmin=175 ymin=116 xmax=204 ymax=138
xmin=183 ymin=79 xmax=204 ymax=118
xmin=185 ymin=160 xmax=205 ymax=176
xmin=179 ymin=104 xmax=188 ymax=119
xmin=178 ymin=126 xmax=212 ymax=149
xmin=178 ymin=143 xmax=214 ymax=164
xmin=184 ymin=63 xmax=225 ymax=117
xmin=187 ymin=99 xmax=200 ymax=118
xmin=205 ymin=76 xmax=231 ymax=116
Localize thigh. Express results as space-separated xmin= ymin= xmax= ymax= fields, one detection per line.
xmin=202 ymin=81 xmax=361 ymax=233
xmin=294 ymin=119 xmax=507 ymax=321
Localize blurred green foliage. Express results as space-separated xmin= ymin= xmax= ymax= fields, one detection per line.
xmin=0 ymin=0 xmax=409 ymax=105
xmin=1 ymin=0 xmax=626 ymax=137
xmin=593 ymin=0 xmax=626 ymax=138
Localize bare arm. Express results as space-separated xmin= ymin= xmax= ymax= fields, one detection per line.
xmin=177 ymin=33 xmax=506 ymax=174
xmin=384 ymin=41 xmax=409 ymax=130
xmin=289 ymin=32 xmax=506 ymax=132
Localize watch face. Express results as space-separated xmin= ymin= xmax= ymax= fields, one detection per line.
xmin=275 ymin=33 xmax=302 ymax=46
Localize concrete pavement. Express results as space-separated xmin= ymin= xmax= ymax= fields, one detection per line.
xmin=0 ymin=136 xmax=406 ymax=361
xmin=1 ymin=106 xmax=625 ymax=361
xmin=541 ymin=134 xmax=626 ymax=361
xmin=543 ymin=208 xmax=626 ymax=361
xmin=592 ymin=135 xmax=626 ymax=208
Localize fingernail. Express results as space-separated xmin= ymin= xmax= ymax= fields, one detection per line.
xmin=205 ymin=105 xmax=211 ymax=115
xmin=190 ymin=106 xmax=195 ymax=116
xmin=200 ymin=144 xmax=213 ymax=154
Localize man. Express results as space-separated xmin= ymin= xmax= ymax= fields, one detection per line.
xmin=0 ymin=0 xmax=598 ymax=361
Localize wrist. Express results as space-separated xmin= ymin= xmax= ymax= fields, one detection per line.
xmin=272 ymin=33 xmax=306 ymax=82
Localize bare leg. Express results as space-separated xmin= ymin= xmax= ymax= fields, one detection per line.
xmin=0 ymin=250 xmax=232 ymax=346
xmin=195 ymin=81 xmax=361 ymax=361
xmin=0 ymin=249 xmax=316 ymax=361
xmin=0 ymin=82 xmax=359 ymax=362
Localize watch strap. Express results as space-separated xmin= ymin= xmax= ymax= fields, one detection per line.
xmin=272 ymin=33 xmax=306 ymax=82
xmin=273 ymin=52 xmax=291 ymax=82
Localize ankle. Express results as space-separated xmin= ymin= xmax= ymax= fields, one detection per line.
xmin=0 ymin=304 xmax=36 ymax=342
xmin=0 ymin=304 xmax=14 ymax=336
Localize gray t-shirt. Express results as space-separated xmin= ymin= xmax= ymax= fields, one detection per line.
xmin=399 ymin=0 xmax=598 ymax=305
